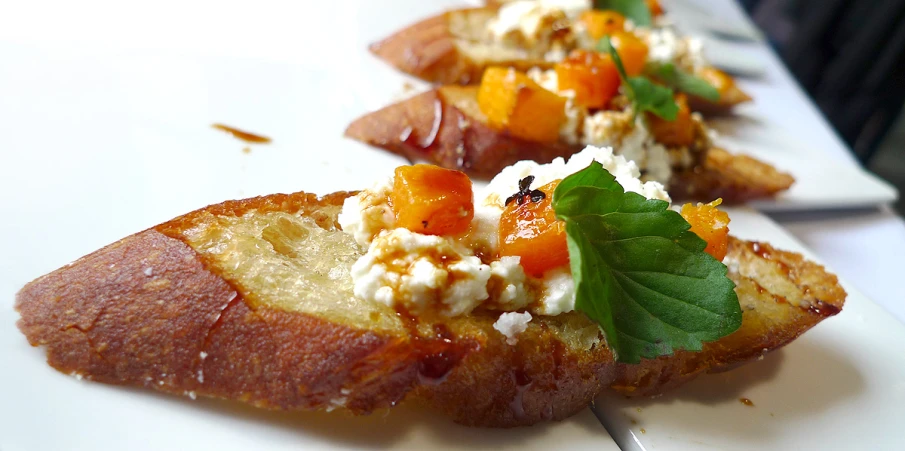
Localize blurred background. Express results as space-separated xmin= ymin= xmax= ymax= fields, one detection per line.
xmin=741 ymin=0 xmax=905 ymax=214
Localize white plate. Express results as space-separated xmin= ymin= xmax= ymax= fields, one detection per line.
xmin=1 ymin=1 xmax=904 ymax=449
xmin=708 ymin=114 xmax=899 ymax=212
xmin=593 ymin=207 xmax=905 ymax=450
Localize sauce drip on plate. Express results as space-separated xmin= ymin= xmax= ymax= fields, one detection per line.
xmin=212 ymin=123 xmax=272 ymax=144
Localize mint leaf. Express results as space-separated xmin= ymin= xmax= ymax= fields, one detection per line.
xmin=553 ymin=162 xmax=742 ymax=364
xmin=599 ymin=36 xmax=679 ymax=121
xmin=593 ymin=0 xmax=652 ymax=26
xmin=646 ymin=62 xmax=720 ymax=102
xmin=627 ymin=77 xmax=679 ymax=120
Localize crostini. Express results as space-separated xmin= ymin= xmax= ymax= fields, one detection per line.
xmin=346 ymin=64 xmax=792 ymax=203
xmin=370 ymin=1 xmax=751 ymax=114
xmin=16 ymin=147 xmax=842 ymax=427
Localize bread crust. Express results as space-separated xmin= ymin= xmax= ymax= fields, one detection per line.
xmin=16 ymin=192 xmax=842 ymax=427
xmin=15 ymin=204 xmax=438 ymax=414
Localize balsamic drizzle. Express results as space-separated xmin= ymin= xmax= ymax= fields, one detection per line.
xmin=505 ymin=176 xmax=547 ymax=206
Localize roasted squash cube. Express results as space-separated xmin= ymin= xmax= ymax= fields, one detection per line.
xmin=555 ymin=50 xmax=621 ymax=108
xmin=477 ymin=67 xmax=567 ymax=143
xmin=392 ymin=165 xmax=474 ymax=236
xmin=647 ymin=93 xmax=695 ymax=147
xmin=680 ymin=199 xmax=730 ymax=261
xmin=578 ymin=10 xmax=626 ymax=41
xmin=610 ymin=31 xmax=649 ymax=76
xmin=498 ymin=180 xmax=569 ymax=276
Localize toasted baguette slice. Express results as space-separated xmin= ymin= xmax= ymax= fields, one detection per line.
xmin=370 ymin=8 xmax=553 ymax=85
xmin=345 ymin=86 xmax=793 ymax=203
xmin=372 ymin=8 xmax=752 ymax=115
xmin=16 ymin=191 xmax=843 ymax=427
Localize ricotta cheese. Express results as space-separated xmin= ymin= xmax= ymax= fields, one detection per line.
xmin=534 ymin=267 xmax=576 ymax=315
xmin=337 ymin=176 xmax=395 ymax=247
xmin=637 ymin=26 xmax=706 ymax=71
xmin=350 ymin=228 xmax=491 ymax=317
xmin=488 ymin=0 xmax=575 ymax=60
xmin=481 ymin=145 xmax=671 ymax=209
xmin=489 ymin=1 xmax=564 ymax=44
xmin=493 ymin=311 xmax=533 ymax=345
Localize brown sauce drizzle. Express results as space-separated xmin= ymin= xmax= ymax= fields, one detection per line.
xmin=808 ymin=300 xmax=841 ymax=317
xmin=212 ymin=123 xmax=271 ymax=144
xmin=394 ymin=307 xmax=471 ymax=386
xmin=739 ymin=397 xmax=755 ymax=407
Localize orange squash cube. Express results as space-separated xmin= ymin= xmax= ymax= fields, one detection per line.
xmin=391 ymin=165 xmax=474 ymax=236
xmin=609 ymin=31 xmax=649 ymax=76
xmin=646 ymin=0 xmax=664 ymax=16
xmin=680 ymin=199 xmax=730 ymax=261
xmin=555 ymin=50 xmax=621 ymax=108
xmin=647 ymin=93 xmax=695 ymax=147
xmin=477 ymin=67 xmax=567 ymax=143
xmin=578 ymin=10 xmax=626 ymax=41
xmin=498 ymin=180 xmax=569 ymax=276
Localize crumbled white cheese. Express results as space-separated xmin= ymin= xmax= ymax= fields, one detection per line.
xmin=481 ymin=145 xmax=671 ymax=208
xmin=533 ymin=267 xmax=576 ymax=315
xmin=493 ymin=311 xmax=533 ymax=345
xmin=584 ymin=110 xmax=673 ymax=184
xmin=488 ymin=0 xmax=575 ymax=60
xmin=637 ymin=26 xmax=706 ymax=71
xmin=461 ymin=202 xmax=503 ymax=256
xmin=351 ymin=229 xmax=491 ymax=317
xmin=488 ymin=256 xmax=532 ymax=311
xmin=489 ymin=1 xmax=561 ymax=43
xmin=338 ymin=176 xmax=395 ymax=247
xmin=143 ymin=267 xmax=153 ymax=277
xmin=560 ymin=96 xmax=585 ymax=144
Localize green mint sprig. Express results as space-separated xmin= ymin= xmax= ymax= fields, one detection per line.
xmin=645 ymin=62 xmax=720 ymax=101
xmin=552 ymin=162 xmax=742 ymax=364
xmin=593 ymin=0 xmax=652 ymax=26
xmin=598 ymin=36 xmax=679 ymax=122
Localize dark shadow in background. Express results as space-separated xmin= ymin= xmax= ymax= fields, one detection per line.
xmin=743 ymin=0 xmax=905 ymax=164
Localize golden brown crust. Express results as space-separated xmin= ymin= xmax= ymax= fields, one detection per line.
xmin=15 ymin=215 xmax=437 ymax=414
xmin=670 ymin=147 xmax=796 ymax=203
xmin=345 ymin=86 xmax=583 ymax=180
xmin=369 ymin=9 xmax=553 ymax=85
xmin=16 ymin=192 xmax=842 ymax=427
